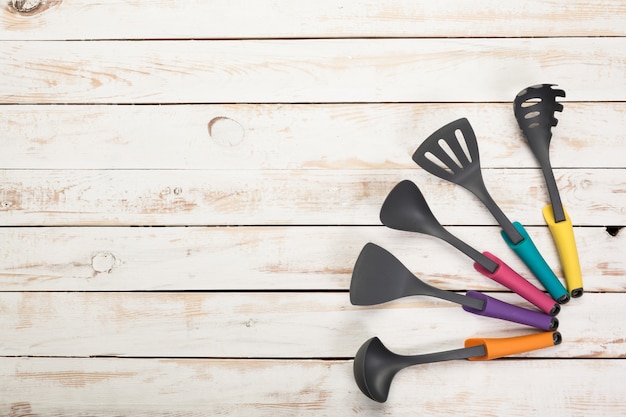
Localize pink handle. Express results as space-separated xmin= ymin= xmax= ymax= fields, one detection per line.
xmin=474 ymin=252 xmax=560 ymax=316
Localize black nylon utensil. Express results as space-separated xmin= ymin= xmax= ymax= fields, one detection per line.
xmin=354 ymin=332 xmax=562 ymax=403
xmin=412 ymin=117 xmax=523 ymax=244
xmin=411 ymin=118 xmax=570 ymax=304
xmin=379 ymin=179 xmax=498 ymax=273
xmin=514 ymin=84 xmax=566 ymax=222
xmin=349 ymin=243 xmax=558 ymax=330
xmin=350 ymin=242 xmax=484 ymax=309
xmin=513 ymin=84 xmax=583 ymax=298
xmin=354 ymin=336 xmax=487 ymax=403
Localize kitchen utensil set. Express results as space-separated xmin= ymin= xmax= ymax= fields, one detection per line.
xmin=351 ymin=84 xmax=579 ymax=402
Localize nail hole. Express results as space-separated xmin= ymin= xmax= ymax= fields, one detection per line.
xmin=606 ymin=226 xmax=623 ymax=237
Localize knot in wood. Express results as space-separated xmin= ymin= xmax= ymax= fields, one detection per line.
xmin=91 ymin=251 xmax=117 ymax=273
xmin=11 ymin=0 xmax=42 ymax=13
xmin=208 ymin=116 xmax=245 ymax=147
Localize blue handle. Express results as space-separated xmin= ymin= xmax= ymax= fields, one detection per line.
xmin=501 ymin=222 xmax=569 ymax=303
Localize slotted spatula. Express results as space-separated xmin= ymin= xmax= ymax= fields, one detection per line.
xmin=514 ymin=84 xmax=583 ymax=298
xmin=412 ymin=118 xmax=569 ymax=304
xmin=380 ymin=180 xmax=559 ymax=316
xmin=350 ymin=243 xmax=557 ymax=330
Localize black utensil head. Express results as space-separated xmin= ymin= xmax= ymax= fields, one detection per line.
xmin=353 ymin=337 xmax=399 ymax=403
xmin=412 ymin=118 xmax=481 ymax=184
xmin=349 ymin=243 xmax=418 ymax=306
xmin=380 ymin=180 xmax=444 ymax=237
xmin=514 ymin=84 xmax=565 ymax=145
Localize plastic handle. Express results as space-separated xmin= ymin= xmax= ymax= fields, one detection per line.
xmin=463 ymin=291 xmax=558 ymax=331
xmin=543 ymin=205 xmax=584 ymax=298
xmin=464 ymin=331 xmax=561 ymax=361
xmin=474 ymin=252 xmax=560 ymax=316
xmin=501 ymin=221 xmax=569 ymax=303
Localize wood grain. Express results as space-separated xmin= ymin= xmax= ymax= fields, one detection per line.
xmin=0 ymin=169 xmax=622 ymax=226
xmin=0 ymin=358 xmax=623 ymax=416
xmin=1 ymin=39 xmax=625 ymax=103
xmin=1 ymin=1 xmax=624 ymax=415
xmin=0 ymin=226 xmax=623 ymax=292
xmin=0 ymin=292 xmax=622 ymax=358
xmin=1 ymin=103 xmax=624 ymax=169
xmin=1 ymin=0 xmax=625 ymax=39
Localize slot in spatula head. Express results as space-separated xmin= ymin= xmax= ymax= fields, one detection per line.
xmin=514 ymin=84 xmax=565 ymax=149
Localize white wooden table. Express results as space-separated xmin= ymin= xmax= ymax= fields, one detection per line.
xmin=1 ymin=1 xmax=625 ymax=415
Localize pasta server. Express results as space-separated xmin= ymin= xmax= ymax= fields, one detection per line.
xmin=380 ymin=180 xmax=559 ymax=316
xmin=354 ymin=331 xmax=561 ymax=403
xmin=350 ymin=242 xmax=558 ymax=330
xmin=514 ymin=84 xmax=583 ymax=298
xmin=412 ymin=118 xmax=569 ymax=304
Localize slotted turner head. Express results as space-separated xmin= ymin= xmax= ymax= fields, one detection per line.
xmin=412 ymin=118 xmax=523 ymax=244
xmin=412 ymin=117 xmax=481 ymax=187
xmin=514 ymin=84 xmax=565 ymax=154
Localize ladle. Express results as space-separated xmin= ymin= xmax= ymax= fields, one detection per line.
xmin=354 ymin=332 xmax=561 ymax=403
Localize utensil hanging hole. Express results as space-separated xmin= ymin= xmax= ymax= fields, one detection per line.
xmin=521 ymin=98 xmax=542 ymax=108
xmin=454 ymin=129 xmax=473 ymax=163
xmin=438 ymin=138 xmax=463 ymax=169
xmin=424 ymin=151 xmax=454 ymax=174
xmin=524 ymin=111 xmax=541 ymax=119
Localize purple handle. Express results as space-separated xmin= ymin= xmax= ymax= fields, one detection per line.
xmin=463 ymin=291 xmax=558 ymax=331
xmin=474 ymin=251 xmax=560 ymax=316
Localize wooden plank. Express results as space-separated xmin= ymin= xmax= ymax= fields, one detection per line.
xmin=0 ymin=358 xmax=624 ymax=416
xmin=0 ymin=226 xmax=623 ymax=292
xmin=1 ymin=102 xmax=624 ymax=169
xmin=0 ymin=292 xmax=622 ymax=358
xmin=1 ymin=0 xmax=625 ymax=40
xmin=0 ymin=169 xmax=622 ymax=226
xmin=1 ymin=39 xmax=626 ymax=103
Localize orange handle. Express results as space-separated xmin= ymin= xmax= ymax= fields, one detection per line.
xmin=465 ymin=331 xmax=561 ymax=361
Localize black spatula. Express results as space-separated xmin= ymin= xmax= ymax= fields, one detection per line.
xmin=350 ymin=243 xmax=558 ymax=330
xmin=412 ymin=118 xmax=569 ymax=304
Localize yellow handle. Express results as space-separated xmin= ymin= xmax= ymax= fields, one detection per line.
xmin=542 ymin=205 xmax=583 ymax=297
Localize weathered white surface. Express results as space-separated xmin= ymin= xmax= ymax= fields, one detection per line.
xmin=0 ymin=226 xmax=623 ymax=291
xmin=1 ymin=39 xmax=625 ymax=103
xmin=0 ymin=103 xmax=623 ymax=169
xmin=0 ymin=292 xmax=622 ymax=358
xmin=0 ymin=169 xmax=622 ymax=226
xmin=0 ymin=358 xmax=624 ymax=417
xmin=1 ymin=0 xmax=625 ymax=39
xmin=0 ymin=0 xmax=624 ymax=415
